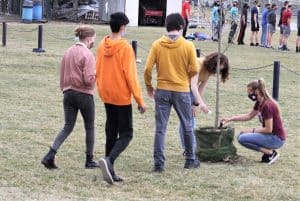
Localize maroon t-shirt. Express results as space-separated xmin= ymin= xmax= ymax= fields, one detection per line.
xmin=282 ymin=9 xmax=292 ymax=25
xmin=253 ymin=100 xmax=286 ymax=140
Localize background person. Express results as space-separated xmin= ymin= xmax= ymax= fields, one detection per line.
xmin=266 ymin=3 xmax=277 ymax=48
xmin=278 ymin=1 xmax=289 ymax=49
xmin=222 ymin=79 xmax=286 ymax=164
xmin=41 ymin=25 xmax=98 ymax=169
xmin=296 ymin=9 xmax=300 ymax=53
xmin=237 ymin=3 xmax=249 ymax=45
xmin=250 ymin=0 xmax=260 ymax=46
xmin=281 ymin=4 xmax=292 ymax=51
xmin=260 ymin=3 xmax=270 ymax=47
xmin=181 ymin=0 xmax=191 ymax=37
xmin=96 ymin=12 xmax=146 ymax=184
xmin=228 ymin=1 xmax=238 ymax=44
xmin=211 ymin=1 xmax=220 ymax=41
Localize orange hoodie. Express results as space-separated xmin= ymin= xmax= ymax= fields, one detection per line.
xmin=96 ymin=36 xmax=144 ymax=106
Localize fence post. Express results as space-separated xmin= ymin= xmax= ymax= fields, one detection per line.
xmin=33 ymin=25 xmax=45 ymax=53
xmin=131 ymin=40 xmax=137 ymax=58
xmin=2 ymin=22 xmax=7 ymax=47
xmin=196 ymin=48 xmax=200 ymax=58
xmin=272 ymin=61 xmax=280 ymax=101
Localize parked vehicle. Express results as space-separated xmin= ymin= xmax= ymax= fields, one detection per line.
xmin=138 ymin=0 xmax=165 ymax=26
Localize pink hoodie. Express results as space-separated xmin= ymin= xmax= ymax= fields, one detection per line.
xmin=60 ymin=42 xmax=96 ymax=95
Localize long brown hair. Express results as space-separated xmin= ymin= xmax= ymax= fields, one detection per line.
xmin=247 ymin=79 xmax=282 ymax=116
xmin=203 ymin=52 xmax=230 ymax=83
xmin=74 ymin=25 xmax=95 ymax=40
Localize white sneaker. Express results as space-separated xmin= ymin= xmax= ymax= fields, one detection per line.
xmin=267 ymin=150 xmax=280 ymax=165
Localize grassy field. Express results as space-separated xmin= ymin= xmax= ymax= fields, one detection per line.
xmin=0 ymin=22 xmax=299 ymax=201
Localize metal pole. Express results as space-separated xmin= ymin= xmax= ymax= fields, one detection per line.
xmin=33 ymin=25 xmax=45 ymax=53
xmin=272 ymin=61 xmax=280 ymax=101
xmin=131 ymin=40 xmax=137 ymax=58
xmin=2 ymin=22 xmax=7 ymax=47
xmin=215 ymin=0 xmax=223 ymax=128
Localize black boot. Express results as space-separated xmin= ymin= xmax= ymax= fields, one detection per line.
xmin=41 ymin=147 xmax=58 ymax=169
xmin=111 ymin=168 xmax=123 ymax=182
xmin=85 ymin=153 xmax=99 ymax=169
xmin=296 ymin=46 xmax=299 ymax=53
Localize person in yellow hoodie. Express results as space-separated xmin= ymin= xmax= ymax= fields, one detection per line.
xmin=144 ymin=13 xmax=202 ymax=172
xmin=96 ymin=12 xmax=146 ymax=184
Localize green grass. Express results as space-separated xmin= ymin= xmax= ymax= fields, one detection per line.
xmin=0 ymin=22 xmax=299 ymax=201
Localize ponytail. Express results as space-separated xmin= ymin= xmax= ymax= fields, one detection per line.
xmin=248 ymin=78 xmax=282 ymax=117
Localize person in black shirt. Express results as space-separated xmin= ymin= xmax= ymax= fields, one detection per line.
xmin=237 ymin=3 xmax=249 ymax=45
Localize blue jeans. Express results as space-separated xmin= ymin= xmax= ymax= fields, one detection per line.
xmin=237 ymin=132 xmax=284 ymax=152
xmin=260 ymin=24 xmax=267 ymax=46
xmin=179 ymin=117 xmax=196 ymax=152
xmin=154 ymin=89 xmax=195 ymax=168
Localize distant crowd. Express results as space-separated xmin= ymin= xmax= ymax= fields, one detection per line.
xmin=182 ymin=0 xmax=300 ymax=52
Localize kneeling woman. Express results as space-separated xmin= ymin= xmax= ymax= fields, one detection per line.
xmin=222 ymin=79 xmax=286 ymax=164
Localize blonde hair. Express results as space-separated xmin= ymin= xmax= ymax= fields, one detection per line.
xmin=247 ymin=79 xmax=282 ymax=117
xmin=74 ymin=25 xmax=95 ymax=40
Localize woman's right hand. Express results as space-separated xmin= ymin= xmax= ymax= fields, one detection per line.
xmin=199 ymin=103 xmax=209 ymax=114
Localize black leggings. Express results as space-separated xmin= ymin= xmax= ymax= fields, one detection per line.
xmin=51 ymin=90 xmax=95 ymax=155
xmin=104 ymin=103 xmax=133 ymax=164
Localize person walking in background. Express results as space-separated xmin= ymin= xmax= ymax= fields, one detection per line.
xmin=179 ymin=52 xmax=230 ymax=156
xmin=250 ymin=0 xmax=260 ymax=46
xmin=228 ymin=1 xmax=238 ymax=44
xmin=281 ymin=4 xmax=292 ymax=51
xmin=260 ymin=3 xmax=270 ymax=47
xmin=266 ymin=3 xmax=277 ymax=49
xmin=41 ymin=25 xmax=99 ymax=170
xmin=296 ymin=9 xmax=300 ymax=53
xmin=181 ymin=0 xmax=191 ymax=37
xmin=144 ymin=13 xmax=200 ymax=173
xmin=278 ymin=1 xmax=289 ymax=50
xmin=96 ymin=12 xmax=146 ymax=184
xmin=237 ymin=3 xmax=249 ymax=45
xmin=211 ymin=1 xmax=220 ymax=41
xmin=222 ymin=79 xmax=286 ymax=164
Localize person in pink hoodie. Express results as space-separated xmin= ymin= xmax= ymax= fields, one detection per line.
xmin=41 ymin=25 xmax=99 ymax=169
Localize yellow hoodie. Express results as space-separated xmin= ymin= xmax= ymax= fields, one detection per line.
xmin=96 ymin=36 xmax=144 ymax=106
xmin=144 ymin=35 xmax=199 ymax=92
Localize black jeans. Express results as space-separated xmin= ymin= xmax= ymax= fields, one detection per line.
xmin=52 ymin=90 xmax=95 ymax=155
xmin=104 ymin=103 xmax=133 ymax=164
xmin=183 ymin=18 xmax=189 ymax=37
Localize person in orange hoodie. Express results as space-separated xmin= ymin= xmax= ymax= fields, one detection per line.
xmin=96 ymin=12 xmax=146 ymax=185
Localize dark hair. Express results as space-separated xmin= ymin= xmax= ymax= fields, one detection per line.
xmin=271 ymin=3 xmax=277 ymax=9
xmin=74 ymin=25 xmax=95 ymax=40
xmin=165 ymin=13 xmax=184 ymax=32
xmin=243 ymin=3 xmax=249 ymax=10
xmin=109 ymin=12 xmax=129 ymax=33
xmin=284 ymin=1 xmax=289 ymax=6
xmin=203 ymin=52 xmax=230 ymax=83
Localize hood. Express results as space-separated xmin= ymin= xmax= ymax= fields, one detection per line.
xmin=103 ymin=36 xmax=128 ymax=56
xmin=158 ymin=35 xmax=185 ymax=49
